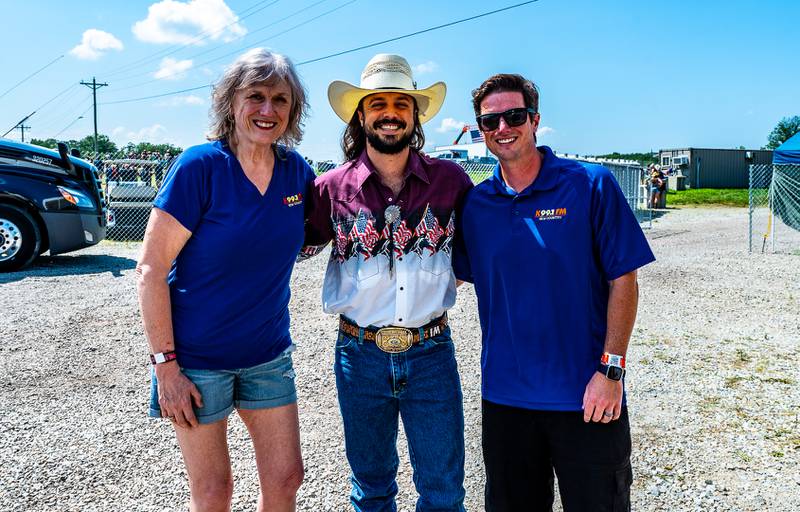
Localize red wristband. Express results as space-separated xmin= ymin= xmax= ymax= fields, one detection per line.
xmin=150 ymin=351 xmax=177 ymax=365
xmin=600 ymin=352 xmax=626 ymax=368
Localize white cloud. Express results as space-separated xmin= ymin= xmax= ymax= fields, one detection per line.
xmin=69 ymin=29 xmax=124 ymax=60
xmin=112 ymin=124 xmax=170 ymax=145
xmin=436 ymin=117 xmax=467 ymax=133
xmin=153 ymin=57 xmax=194 ymax=80
xmin=413 ymin=61 xmax=438 ymax=75
xmin=133 ymin=0 xmax=246 ymax=45
xmin=156 ymin=95 xmax=205 ymax=107
xmin=537 ymin=126 xmax=554 ymax=137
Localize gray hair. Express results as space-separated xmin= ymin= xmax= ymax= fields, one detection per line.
xmin=208 ymin=48 xmax=308 ymax=147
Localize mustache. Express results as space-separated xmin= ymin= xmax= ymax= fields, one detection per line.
xmin=372 ymin=118 xmax=407 ymax=130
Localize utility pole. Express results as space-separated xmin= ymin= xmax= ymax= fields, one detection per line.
xmin=80 ymin=77 xmax=108 ymax=155
xmin=2 ymin=111 xmax=36 ymax=142
xmin=18 ymin=123 xmax=31 ymax=142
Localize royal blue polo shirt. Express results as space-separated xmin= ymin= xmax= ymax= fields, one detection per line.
xmin=453 ymin=146 xmax=655 ymax=411
xmin=153 ymin=140 xmax=315 ymax=369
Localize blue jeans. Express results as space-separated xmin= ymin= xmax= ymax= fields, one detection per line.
xmin=334 ymin=324 xmax=466 ymax=512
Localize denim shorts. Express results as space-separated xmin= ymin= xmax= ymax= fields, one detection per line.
xmin=149 ymin=344 xmax=298 ymax=424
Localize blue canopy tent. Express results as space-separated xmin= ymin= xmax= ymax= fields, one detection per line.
xmin=773 ymin=131 xmax=800 ymax=164
xmin=769 ymin=131 xmax=800 ymax=234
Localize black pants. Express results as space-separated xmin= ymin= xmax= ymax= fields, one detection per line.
xmin=482 ymin=399 xmax=632 ymax=512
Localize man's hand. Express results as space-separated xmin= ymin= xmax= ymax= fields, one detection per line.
xmin=156 ymin=363 xmax=204 ymax=428
xmin=582 ymin=371 xmax=623 ymax=423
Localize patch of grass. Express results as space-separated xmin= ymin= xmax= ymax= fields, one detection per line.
xmin=735 ymin=349 xmax=752 ymax=364
xmin=761 ymin=376 xmax=795 ymax=385
xmin=666 ymin=188 xmax=749 ymax=207
xmin=735 ymin=450 xmax=752 ymax=463
xmin=725 ymin=376 xmax=748 ymax=388
xmin=755 ymin=360 xmax=768 ymax=373
xmin=698 ymin=396 xmax=721 ymax=411
xmin=766 ymin=428 xmax=792 ymax=440
xmin=770 ymin=451 xmax=784 ymax=458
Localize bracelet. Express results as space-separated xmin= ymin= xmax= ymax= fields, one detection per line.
xmin=600 ymin=352 xmax=626 ymax=368
xmin=150 ymin=351 xmax=177 ymax=365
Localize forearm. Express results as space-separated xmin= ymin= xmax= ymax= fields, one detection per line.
xmin=136 ymin=266 xmax=176 ymax=355
xmin=603 ymin=270 xmax=639 ymax=357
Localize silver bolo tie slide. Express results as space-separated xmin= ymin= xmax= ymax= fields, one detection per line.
xmin=384 ymin=205 xmax=401 ymax=275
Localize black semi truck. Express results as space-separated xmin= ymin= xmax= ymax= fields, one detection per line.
xmin=0 ymin=138 xmax=107 ymax=272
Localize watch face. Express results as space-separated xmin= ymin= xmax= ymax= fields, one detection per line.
xmin=607 ymin=366 xmax=624 ymax=381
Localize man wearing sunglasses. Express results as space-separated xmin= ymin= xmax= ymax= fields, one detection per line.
xmin=453 ymin=73 xmax=655 ymax=511
xmin=301 ymin=54 xmax=473 ymax=511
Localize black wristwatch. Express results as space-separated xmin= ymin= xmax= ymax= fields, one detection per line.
xmin=598 ymin=362 xmax=625 ymax=381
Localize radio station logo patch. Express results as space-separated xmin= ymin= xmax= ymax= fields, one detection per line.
xmin=283 ymin=193 xmax=303 ymax=207
xmin=534 ymin=207 xmax=567 ymax=221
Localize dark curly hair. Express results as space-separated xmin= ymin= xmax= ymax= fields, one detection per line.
xmin=341 ymin=97 xmax=426 ymax=162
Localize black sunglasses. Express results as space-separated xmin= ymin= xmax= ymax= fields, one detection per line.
xmin=476 ymin=107 xmax=537 ymax=131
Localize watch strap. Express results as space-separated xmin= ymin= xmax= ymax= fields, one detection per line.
xmin=598 ymin=362 xmax=625 ymax=381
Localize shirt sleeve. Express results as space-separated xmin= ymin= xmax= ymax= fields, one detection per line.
xmin=152 ymin=148 xmax=208 ymax=233
xmin=452 ymin=174 xmax=475 ymax=283
xmin=299 ymin=175 xmax=335 ymax=259
xmin=590 ymin=165 xmax=656 ymax=280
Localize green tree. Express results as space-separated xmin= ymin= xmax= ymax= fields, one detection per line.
xmin=77 ymin=134 xmax=117 ymax=156
xmin=30 ymin=138 xmax=59 ymax=149
xmin=132 ymin=141 xmax=183 ymax=155
xmin=766 ymin=116 xmax=800 ymax=149
xmin=594 ymin=152 xmax=658 ymax=166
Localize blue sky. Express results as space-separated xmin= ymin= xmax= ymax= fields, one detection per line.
xmin=2 ymin=0 xmax=798 ymax=161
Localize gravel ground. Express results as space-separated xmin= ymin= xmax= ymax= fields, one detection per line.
xmin=1 ymin=206 xmax=798 ymax=511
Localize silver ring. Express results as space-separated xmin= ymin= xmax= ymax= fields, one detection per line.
xmin=603 ymin=411 xmax=613 ymax=418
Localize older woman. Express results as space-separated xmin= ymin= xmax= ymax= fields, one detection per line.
xmin=136 ymin=49 xmax=314 ymax=511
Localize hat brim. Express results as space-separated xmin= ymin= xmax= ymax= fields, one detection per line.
xmin=328 ymin=80 xmax=446 ymax=124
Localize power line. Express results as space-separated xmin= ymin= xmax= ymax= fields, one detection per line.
xmin=2 ymin=112 xmax=36 ymax=139
xmin=36 ymin=93 xmax=93 ymax=137
xmin=53 ymin=107 xmax=92 ymax=138
xmin=101 ymin=0 xmax=539 ymax=106
xmin=103 ymin=84 xmax=212 ymax=106
xmin=109 ymin=0 xmax=336 ymax=89
xmin=104 ymin=0 xmax=283 ymax=79
xmin=33 ymin=88 xmax=88 ymax=129
xmin=297 ymin=0 xmax=539 ymax=66
xmin=0 ymin=54 xmax=65 ymax=101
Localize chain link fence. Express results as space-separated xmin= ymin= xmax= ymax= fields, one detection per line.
xmin=749 ymin=164 xmax=800 ymax=254
xmin=459 ymin=160 xmax=651 ymax=226
xmin=85 ymin=151 xmax=650 ymax=241
xmin=84 ymin=152 xmax=175 ymax=240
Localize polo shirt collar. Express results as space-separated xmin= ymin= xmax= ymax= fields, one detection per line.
xmin=353 ymin=149 xmax=431 ymax=190
xmin=490 ymin=145 xmax=560 ymax=196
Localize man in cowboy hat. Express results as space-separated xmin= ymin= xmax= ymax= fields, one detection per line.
xmin=301 ymin=53 xmax=472 ymax=511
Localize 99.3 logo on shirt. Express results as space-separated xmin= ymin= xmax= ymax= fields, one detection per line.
xmin=534 ymin=207 xmax=567 ymax=221
xmin=283 ymin=193 xmax=304 ymax=207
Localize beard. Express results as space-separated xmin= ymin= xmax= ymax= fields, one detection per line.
xmin=364 ymin=118 xmax=414 ymax=155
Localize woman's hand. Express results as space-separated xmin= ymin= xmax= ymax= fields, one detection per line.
xmin=155 ymin=362 xmax=204 ymax=428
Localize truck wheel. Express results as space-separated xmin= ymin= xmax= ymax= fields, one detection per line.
xmin=0 ymin=204 xmax=42 ymax=272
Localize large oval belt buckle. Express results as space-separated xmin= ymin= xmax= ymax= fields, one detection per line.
xmin=375 ymin=327 xmax=414 ymax=353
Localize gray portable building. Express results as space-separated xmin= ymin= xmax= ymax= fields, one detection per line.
xmin=657 ymin=148 xmax=772 ymax=188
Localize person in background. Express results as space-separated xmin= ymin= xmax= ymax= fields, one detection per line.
xmin=136 ymin=48 xmax=314 ymax=512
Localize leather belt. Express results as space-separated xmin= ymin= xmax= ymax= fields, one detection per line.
xmin=338 ymin=314 xmax=449 ymax=353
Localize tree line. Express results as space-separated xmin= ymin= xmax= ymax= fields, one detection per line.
xmin=29 ymin=134 xmax=182 ymax=157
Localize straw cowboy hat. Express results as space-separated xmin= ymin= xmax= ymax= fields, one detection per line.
xmin=328 ymin=54 xmax=446 ymax=124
